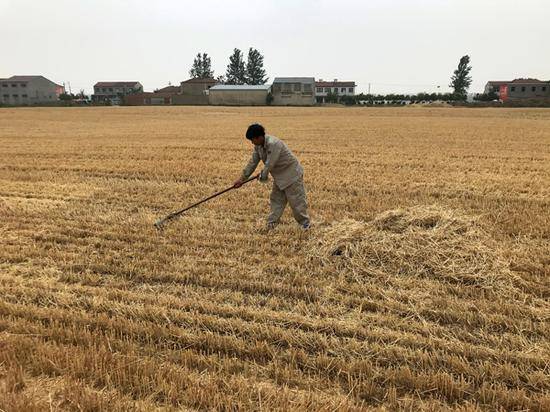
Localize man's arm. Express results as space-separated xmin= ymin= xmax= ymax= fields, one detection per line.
xmin=259 ymin=141 xmax=282 ymax=181
xmin=234 ymin=149 xmax=260 ymax=187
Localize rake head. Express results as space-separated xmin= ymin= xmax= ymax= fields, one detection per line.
xmin=154 ymin=219 xmax=165 ymax=231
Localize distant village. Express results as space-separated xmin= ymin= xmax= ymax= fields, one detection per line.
xmin=0 ymin=75 xmax=549 ymax=107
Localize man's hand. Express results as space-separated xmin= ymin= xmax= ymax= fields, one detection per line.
xmin=233 ymin=178 xmax=243 ymax=188
xmin=259 ymin=169 xmax=269 ymax=183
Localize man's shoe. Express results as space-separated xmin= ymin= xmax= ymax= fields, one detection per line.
xmin=302 ymin=223 xmax=310 ymax=230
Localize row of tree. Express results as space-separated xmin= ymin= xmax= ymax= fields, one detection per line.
xmin=189 ymin=48 xmax=268 ymax=85
xmin=334 ymin=92 xmax=465 ymax=105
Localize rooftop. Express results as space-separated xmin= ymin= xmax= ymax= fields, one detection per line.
xmin=8 ymin=75 xmax=45 ymax=81
xmin=316 ymin=81 xmax=356 ymax=87
xmin=181 ymin=77 xmax=218 ymax=84
xmin=0 ymin=75 xmax=62 ymax=86
xmin=155 ymin=86 xmax=180 ymax=94
xmin=210 ymin=84 xmax=271 ymax=91
xmin=273 ymin=77 xmax=315 ymax=84
xmin=95 ymin=81 xmax=141 ymax=87
xmin=509 ymin=78 xmax=548 ymax=84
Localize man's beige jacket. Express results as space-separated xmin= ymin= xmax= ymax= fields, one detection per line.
xmin=241 ymin=135 xmax=303 ymax=190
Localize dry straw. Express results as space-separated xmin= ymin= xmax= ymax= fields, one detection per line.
xmin=307 ymin=205 xmax=516 ymax=292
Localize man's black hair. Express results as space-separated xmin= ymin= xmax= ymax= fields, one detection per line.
xmin=246 ymin=123 xmax=265 ymax=140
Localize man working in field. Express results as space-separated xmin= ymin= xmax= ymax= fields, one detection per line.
xmin=234 ymin=123 xmax=310 ymax=230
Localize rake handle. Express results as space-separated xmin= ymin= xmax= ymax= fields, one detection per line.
xmin=155 ymin=173 xmax=259 ymax=228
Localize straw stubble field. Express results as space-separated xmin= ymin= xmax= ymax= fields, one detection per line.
xmin=0 ymin=106 xmax=549 ymax=411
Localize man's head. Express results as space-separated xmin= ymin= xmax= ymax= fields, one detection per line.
xmin=246 ymin=123 xmax=265 ymax=146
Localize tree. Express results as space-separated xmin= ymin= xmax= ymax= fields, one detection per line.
xmin=449 ymin=55 xmax=472 ymax=100
xmin=76 ymin=89 xmax=87 ymax=100
xmin=189 ymin=52 xmax=214 ymax=78
xmin=225 ymin=48 xmax=247 ymax=85
xmin=325 ymin=89 xmax=339 ymax=103
xmin=58 ymin=92 xmax=73 ymax=101
xmin=474 ymin=91 xmax=498 ymax=101
xmin=245 ymin=48 xmax=268 ymax=85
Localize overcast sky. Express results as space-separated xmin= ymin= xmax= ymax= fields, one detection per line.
xmin=1 ymin=0 xmax=548 ymax=95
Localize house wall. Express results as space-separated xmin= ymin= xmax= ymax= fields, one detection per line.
xmin=272 ymin=93 xmax=315 ymax=106
xmin=508 ymin=83 xmax=549 ymax=99
xmin=171 ymin=94 xmax=209 ymax=105
xmin=0 ymin=77 xmax=62 ymax=105
xmin=92 ymin=83 xmax=143 ymax=103
xmin=272 ymin=82 xmax=315 ymax=106
xmin=315 ymin=86 xmax=355 ymax=97
xmin=125 ymin=93 xmax=174 ymax=106
xmin=484 ymin=83 xmax=505 ymax=94
xmin=209 ymin=90 xmax=268 ymax=106
xmin=180 ymin=82 xmax=215 ymax=96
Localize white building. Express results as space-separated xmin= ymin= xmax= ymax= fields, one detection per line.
xmin=92 ymin=81 xmax=143 ymax=105
xmin=0 ymin=75 xmax=65 ymax=105
xmin=315 ymin=79 xmax=356 ymax=103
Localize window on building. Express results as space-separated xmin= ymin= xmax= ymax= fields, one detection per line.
xmin=348 ymin=87 xmax=354 ymax=93
xmin=543 ymin=86 xmax=547 ymax=92
xmin=282 ymin=83 xmax=292 ymax=92
xmin=21 ymin=83 xmax=27 ymax=88
xmin=109 ymin=88 xmax=113 ymax=92
xmin=22 ymin=94 xmax=28 ymax=98
xmin=341 ymin=87 xmax=346 ymax=93
xmin=333 ymin=88 xmax=338 ymax=93
xmin=11 ymin=84 xmax=17 ymax=87
xmin=1 ymin=84 xmax=7 ymax=87
xmin=511 ymin=86 xmax=516 ymax=92
xmin=303 ymin=84 xmax=312 ymax=92
xmin=316 ymin=87 xmax=323 ymax=93
xmin=3 ymin=94 xmax=9 ymax=99
xmin=324 ymin=87 xmax=330 ymax=92
xmin=12 ymin=94 xmax=18 ymax=98
xmin=293 ymin=83 xmax=301 ymax=92
xmin=521 ymin=86 xmax=526 ymax=92
xmin=531 ymin=86 xmax=536 ymax=92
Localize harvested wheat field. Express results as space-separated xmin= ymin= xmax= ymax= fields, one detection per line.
xmin=1 ymin=106 xmax=549 ymax=411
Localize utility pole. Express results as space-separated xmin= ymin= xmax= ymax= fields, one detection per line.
xmin=368 ymin=83 xmax=371 ymax=94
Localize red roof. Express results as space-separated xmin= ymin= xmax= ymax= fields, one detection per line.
xmin=316 ymin=81 xmax=356 ymax=87
xmin=486 ymin=81 xmax=510 ymax=85
xmin=94 ymin=81 xmax=141 ymax=87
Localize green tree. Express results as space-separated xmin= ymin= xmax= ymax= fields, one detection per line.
xmin=189 ymin=52 xmax=214 ymax=78
xmin=225 ymin=48 xmax=247 ymax=85
xmin=58 ymin=93 xmax=73 ymax=101
xmin=325 ymin=89 xmax=339 ymax=103
xmin=449 ymin=55 xmax=472 ymax=100
xmin=245 ymin=48 xmax=268 ymax=85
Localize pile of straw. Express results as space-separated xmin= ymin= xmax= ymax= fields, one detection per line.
xmin=308 ymin=205 xmax=513 ymax=289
